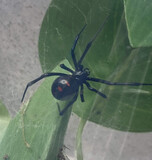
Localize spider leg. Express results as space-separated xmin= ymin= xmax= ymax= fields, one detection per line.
xmin=57 ymin=92 xmax=78 ymax=116
xmin=87 ymin=77 xmax=152 ymax=86
xmin=71 ymin=24 xmax=87 ymax=69
xmin=84 ymin=81 xmax=107 ymax=98
xmin=21 ymin=72 xmax=67 ymax=102
xmin=80 ymin=84 xmax=85 ymax=102
xmin=77 ymin=15 xmax=109 ymax=66
xmin=60 ymin=64 xmax=74 ymax=74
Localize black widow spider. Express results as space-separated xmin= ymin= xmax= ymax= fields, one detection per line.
xmin=21 ymin=16 xmax=152 ymax=115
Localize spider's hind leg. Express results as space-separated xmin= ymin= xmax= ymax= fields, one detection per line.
xmin=21 ymin=72 xmax=67 ymax=102
xmin=57 ymin=92 xmax=78 ymax=116
xmin=80 ymin=84 xmax=85 ymax=102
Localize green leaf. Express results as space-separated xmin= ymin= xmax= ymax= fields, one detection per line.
xmin=38 ymin=0 xmax=122 ymax=72
xmin=87 ymin=48 xmax=152 ymax=132
xmin=0 ymin=101 xmax=10 ymax=143
xmin=0 ymin=60 xmax=72 ymax=160
xmin=124 ymin=0 xmax=152 ymax=47
xmin=39 ymin=0 xmax=152 ymax=132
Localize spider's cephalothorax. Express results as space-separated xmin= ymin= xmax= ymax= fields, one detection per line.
xmin=21 ymin=15 xmax=152 ymax=115
xmin=74 ymin=67 xmax=90 ymax=82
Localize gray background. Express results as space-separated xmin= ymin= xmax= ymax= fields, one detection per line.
xmin=0 ymin=0 xmax=152 ymax=160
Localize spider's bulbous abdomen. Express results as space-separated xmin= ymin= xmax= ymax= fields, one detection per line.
xmin=51 ymin=76 xmax=79 ymax=101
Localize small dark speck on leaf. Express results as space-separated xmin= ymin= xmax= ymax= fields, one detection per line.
xmin=3 ymin=155 xmax=9 ymax=160
xmin=96 ymin=110 xmax=102 ymax=115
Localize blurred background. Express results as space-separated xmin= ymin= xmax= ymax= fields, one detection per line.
xmin=0 ymin=0 xmax=152 ymax=159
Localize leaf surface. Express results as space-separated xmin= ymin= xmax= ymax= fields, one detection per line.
xmin=124 ymin=0 xmax=152 ymax=47
xmin=0 ymin=101 xmax=10 ymax=144
xmin=0 ymin=60 xmax=72 ymax=160
xmin=38 ymin=0 xmax=152 ymax=132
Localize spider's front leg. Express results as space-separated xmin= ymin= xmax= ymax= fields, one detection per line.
xmin=60 ymin=64 xmax=74 ymax=74
xmin=71 ymin=24 xmax=87 ymax=69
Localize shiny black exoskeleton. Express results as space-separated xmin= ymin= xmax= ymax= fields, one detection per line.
xmin=51 ymin=75 xmax=80 ymax=101
xmin=51 ymin=67 xmax=90 ymax=101
xmin=21 ymin=15 xmax=152 ymax=115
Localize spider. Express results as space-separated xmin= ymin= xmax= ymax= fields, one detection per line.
xmin=21 ymin=16 xmax=152 ymax=115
